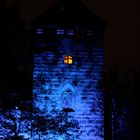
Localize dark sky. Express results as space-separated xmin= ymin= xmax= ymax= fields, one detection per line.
xmin=7 ymin=0 xmax=140 ymax=72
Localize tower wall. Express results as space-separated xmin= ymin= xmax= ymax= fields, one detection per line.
xmin=33 ymin=33 xmax=104 ymax=139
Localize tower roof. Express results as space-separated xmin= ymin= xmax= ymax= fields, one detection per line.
xmin=33 ymin=0 xmax=106 ymax=30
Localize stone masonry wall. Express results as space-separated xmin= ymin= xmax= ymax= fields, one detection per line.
xmin=33 ymin=36 xmax=104 ymax=140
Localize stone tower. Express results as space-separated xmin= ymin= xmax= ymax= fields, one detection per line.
xmin=32 ymin=0 xmax=105 ymax=139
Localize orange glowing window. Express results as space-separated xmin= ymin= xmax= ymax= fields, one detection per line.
xmin=64 ymin=56 xmax=73 ymax=64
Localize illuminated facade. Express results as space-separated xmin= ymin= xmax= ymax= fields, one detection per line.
xmin=32 ymin=0 xmax=105 ymax=139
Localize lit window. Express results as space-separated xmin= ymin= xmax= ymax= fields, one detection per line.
xmin=64 ymin=56 xmax=73 ymax=64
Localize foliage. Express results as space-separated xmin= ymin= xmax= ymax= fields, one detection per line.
xmin=0 ymin=104 xmax=80 ymax=140
xmin=32 ymin=71 xmax=81 ymax=139
xmin=31 ymin=105 xmax=80 ymax=140
xmin=98 ymin=65 xmax=140 ymax=140
xmin=0 ymin=108 xmax=31 ymax=140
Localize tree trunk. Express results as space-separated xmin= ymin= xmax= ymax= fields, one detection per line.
xmin=104 ymin=88 xmax=112 ymax=140
xmin=38 ymin=133 xmax=41 ymax=140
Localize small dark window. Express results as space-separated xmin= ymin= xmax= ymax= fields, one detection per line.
xmin=66 ymin=30 xmax=74 ymax=35
xmin=86 ymin=31 xmax=94 ymax=36
xmin=36 ymin=29 xmax=44 ymax=34
xmin=56 ymin=29 xmax=64 ymax=35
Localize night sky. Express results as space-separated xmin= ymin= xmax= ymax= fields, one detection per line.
xmin=7 ymin=0 xmax=140 ymax=72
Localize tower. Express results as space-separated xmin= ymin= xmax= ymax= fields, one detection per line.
xmin=32 ymin=0 xmax=105 ymax=139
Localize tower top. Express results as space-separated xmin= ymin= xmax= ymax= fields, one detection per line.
xmin=32 ymin=0 xmax=106 ymax=30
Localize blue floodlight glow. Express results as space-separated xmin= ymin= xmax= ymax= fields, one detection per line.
xmin=33 ymin=35 xmax=104 ymax=140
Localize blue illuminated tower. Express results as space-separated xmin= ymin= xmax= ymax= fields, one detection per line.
xmin=32 ymin=0 xmax=105 ymax=139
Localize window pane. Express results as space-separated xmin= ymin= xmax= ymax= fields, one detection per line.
xmin=64 ymin=55 xmax=73 ymax=64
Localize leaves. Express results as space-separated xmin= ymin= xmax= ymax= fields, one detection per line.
xmin=98 ymin=65 xmax=140 ymax=139
xmin=0 ymin=104 xmax=80 ymax=139
xmin=31 ymin=106 xmax=80 ymax=139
